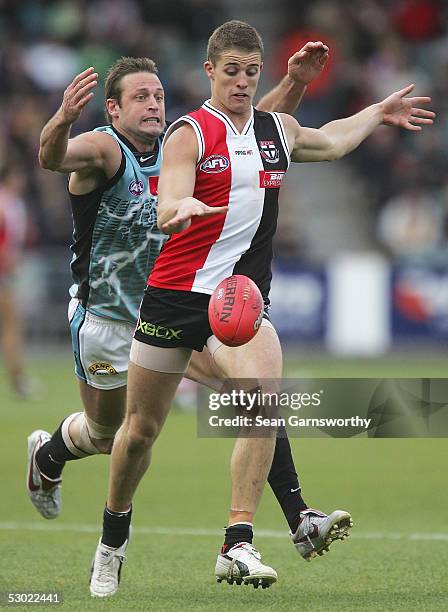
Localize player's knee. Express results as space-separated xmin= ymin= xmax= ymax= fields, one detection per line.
xmin=84 ymin=414 xmax=120 ymax=454
xmin=126 ymin=416 xmax=160 ymax=453
xmin=91 ymin=437 xmax=114 ymax=454
xmin=65 ymin=413 xmax=120 ymax=457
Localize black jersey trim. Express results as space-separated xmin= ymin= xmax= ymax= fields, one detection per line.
xmin=243 ymin=114 xmax=254 ymax=135
xmin=68 ymin=152 xmax=126 ymax=199
xmin=271 ymin=113 xmax=290 ymax=166
xmin=112 ymin=126 xmax=161 ymax=168
xmin=182 ymin=117 xmax=205 ymax=163
xmin=165 ymin=117 xmax=205 ymax=163
xmin=111 ymin=126 xmax=138 ymax=151
xmin=203 ymin=101 xmax=238 ymax=135
xmin=203 ymin=100 xmax=254 ymax=136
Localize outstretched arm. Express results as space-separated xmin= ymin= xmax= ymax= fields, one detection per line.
xmin=39 ymin=67 xmax=112 ymax=173
xmin=284 ymin=84 xmax=435 ymax=163
xmin=256 ymin=41 xmax=329 ymax=114
xmin=157 ymin=125 xmax=228 ymax=234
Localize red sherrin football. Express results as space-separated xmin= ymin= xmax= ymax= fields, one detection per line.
xmin=208 ymin=275 xmax=264 ymax=347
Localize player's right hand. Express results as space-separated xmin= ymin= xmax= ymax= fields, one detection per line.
xmin=60 ymin=67 xmax=98 ymax=123
xmin=287 ymin=41 xmax=329 ymax=85
xmin=160 ymin=197 xmax=228 ymax=234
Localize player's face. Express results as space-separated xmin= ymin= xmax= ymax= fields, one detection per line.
xmin=108 ymin=72 xmax=166 ymax=148
xmin=205 ymin=49 xmax=262 ymax=116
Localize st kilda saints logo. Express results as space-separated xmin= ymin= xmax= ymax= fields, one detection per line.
xmin=200 ymin=155 xmax=229 ymax=173
xmin=259 ymin=140 xmax=280 ymax=164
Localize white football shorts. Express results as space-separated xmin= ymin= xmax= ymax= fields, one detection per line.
xmin=68 ymin=298 xmax=134 ymax=390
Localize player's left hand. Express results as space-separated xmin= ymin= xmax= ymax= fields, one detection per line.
xmin=160 ymin=198 xmax=228 ymax=234
xmin=287 ymin=41 xmax=329 ymax=85
xmin=380 ymin=84 xmax=435 ymax=131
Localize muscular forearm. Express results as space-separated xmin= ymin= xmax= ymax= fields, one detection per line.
xmin=157 ymin=198 xmax=182 ymax=231
xmin=257 ymin=75 xmax=307 ymax=114
xmin=321 ymin=103 xmax=383 ymax=159
xmin=38 ymin=110 xmax=73 ymax=170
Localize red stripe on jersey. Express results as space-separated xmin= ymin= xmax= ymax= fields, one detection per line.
xmin=149 ymin=110 xmax=231 ymax=291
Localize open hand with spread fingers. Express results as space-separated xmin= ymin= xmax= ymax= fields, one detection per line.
xmin=381 ymin=84 xmax=435 ymax=131
xmin=161 ymin=198 xmax=228 ymax=234
xmin=287 ymin=41 xmax=329 ymax=85
xmin=60 ymin=67 xmax=98 ymax=124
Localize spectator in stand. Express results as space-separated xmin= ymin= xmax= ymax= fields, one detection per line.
xmin=0 ymin=164 xmax=30 ymax=397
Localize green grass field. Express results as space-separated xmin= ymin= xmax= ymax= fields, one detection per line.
xmin=1 ymin=353 xmax=448 ymax=611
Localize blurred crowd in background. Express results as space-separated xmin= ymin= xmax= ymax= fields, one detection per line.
xmin=0 ymin=0 xmax=447 ymax=263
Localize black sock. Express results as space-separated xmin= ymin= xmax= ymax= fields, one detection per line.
xmin=221 ymin=523 xmax=253 ymax=553
xmin=35 ymin=422 xmax=79 ymax=480
xmin=102 ymin=505 xmax=132 ymax=548
xmin=268 ymin=427 xmax=308 ymax=533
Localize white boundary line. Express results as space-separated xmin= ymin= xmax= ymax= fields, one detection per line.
xmin=1 ymin=522 xmax=448 ymax=541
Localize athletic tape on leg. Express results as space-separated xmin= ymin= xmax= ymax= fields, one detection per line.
xmin=129 ymin=338 xmax=191 ymax=373
xmin=84 ymin=414 xmax=120 ymax=440
xmin=61 ymin=412 xmax=97 ymax=458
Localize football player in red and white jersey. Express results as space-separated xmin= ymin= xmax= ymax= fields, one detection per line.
xmin=90 ymin=21 xmax=435 ymax=596
xmin=27 ymin=39 xmax=346 ymax=595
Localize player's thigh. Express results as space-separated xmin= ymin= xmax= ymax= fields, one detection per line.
xmin=68 ymin=298 xmax=133 ymax=391
xmin=186 ymin=349 xmax=225 ymax=390
xmin=78 ymin=380 xmax=126 ymax=428
xmin=211 ymin=320 xmax=283 ymax=381
xmin=125 ymin=359 xmax=184 ymax=440
xmin=129 ymin=286 xmax=204 ymax=436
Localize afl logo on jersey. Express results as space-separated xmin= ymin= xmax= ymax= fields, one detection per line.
xmin=200 ymin=155 xmax=229 ymax=173
xmin=129 ymin=180 xmax=145 ymax=196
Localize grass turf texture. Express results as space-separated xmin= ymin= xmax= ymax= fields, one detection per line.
xmin=1 ymin=354 xmax=447 ymax=611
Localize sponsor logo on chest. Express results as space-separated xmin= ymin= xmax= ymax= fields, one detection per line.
xmin=200 ymin=155 xmax=229 ymax=173
xmin=259 ymin=140 xmax=280 ymax=164
xmin=259 ymin=170 xmax=285 ymax=188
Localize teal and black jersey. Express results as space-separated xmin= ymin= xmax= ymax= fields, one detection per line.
xmin=69 ymin=126 xmax=168 ymax=324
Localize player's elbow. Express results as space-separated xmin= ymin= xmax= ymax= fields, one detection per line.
xmin=38 ymin=150 xmax=60 ymax=171
xmin=38 ymin=151 xmax=52 ymax=169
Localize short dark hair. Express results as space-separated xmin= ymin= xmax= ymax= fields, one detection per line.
xmin=207 ymin=20 xmax=264 ymax=65
xmin=104 ymin=57 xmax=158 ymax=123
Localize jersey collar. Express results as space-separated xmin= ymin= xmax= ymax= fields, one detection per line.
xmin=111 ymin=126 xmax=160 ymax=166
xmin=202 ymin=100 xmax=254 ymax=136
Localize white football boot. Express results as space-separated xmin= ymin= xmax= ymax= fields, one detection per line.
xmin=291 ymin=508 xmax=353 ymax=561
xmin=215 ymin=542 xmax=277 ymax=589
xmin=27 ymin=430 xmax=62 ymax=519
xmin=89 ymin=538 xmax=129 ymax=597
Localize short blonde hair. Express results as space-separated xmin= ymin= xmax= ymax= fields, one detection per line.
xmin=207 ymin=20 xmax=264 ymax=65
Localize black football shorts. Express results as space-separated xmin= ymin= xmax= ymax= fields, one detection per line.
xmin=134 ymin=286 xmax=271 ymax=352
xmin=134 ymin=286 xmax=213 ymax=352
